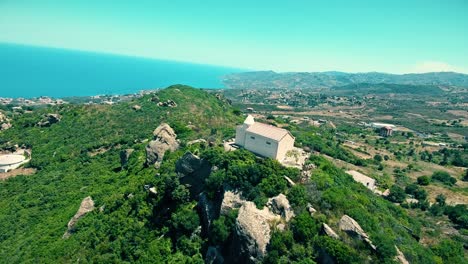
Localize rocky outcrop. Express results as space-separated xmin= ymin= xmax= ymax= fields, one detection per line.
xmin=145 ymin=123 xmax=179 ymax=168
xmin=267 ymin=194 xmax=295 ymax=222
xmin=132 ymin=105 xmax=141 ymax=111
xmin=120 ymin=149 xmax=134 ymax=169
xmin=198 ymin=192 xmax=219 ymax=235
xmin=206 ymin=246 xmax=224 ymax=264
xmin=157 ymin=99 xmax=177 ymax=107
xmin=176 ymin=152 xmax=211 ymax=195
xmin=187 ymin=139 xmax=207 ymax=146
xmin=176 ymin=152 xmax=204 ymax=175
xmin=63 ymin=196 xmax=95 ymax=238
xmin=220 ymin=190 xmax=245 ymax=216
xmin=284 ymin=175 xmax=296 ymax=186
xmin=231 ymin=201 xmax=281 ymax=263
xmin=307 ymin=203 xmax=317 ymax=216
xmin=0 ymin=112 xmax=11 ymax=131
xmin=322 ymin=223 xmax=340 ymax=239
xmin=395 ymin=246 xmax=409 ymax=264
xmin=339 ymin=215 xmax=376 ymax=250
xmin=37 ymin=113 xmax=61 ymax=127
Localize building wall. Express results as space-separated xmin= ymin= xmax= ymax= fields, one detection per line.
xmin=235 ymin=125 xmax=246 ymax=146
xmin=243 ymin=131 xmax=279 ymax=159
xmin=276 ymin=134 xmax=295 ymax=161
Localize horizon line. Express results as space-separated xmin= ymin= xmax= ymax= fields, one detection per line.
xmin=2 ymin=41 xmax=467 ymax=75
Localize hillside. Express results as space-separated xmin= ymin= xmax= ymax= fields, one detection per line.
xmin=223 ymin=71 xmax=468 ymax=90
xmin=0 ymin=85 xmax=466 ymax=263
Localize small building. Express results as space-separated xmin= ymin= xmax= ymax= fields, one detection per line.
xmin=346 ymin=170 xmax=376 ymax=191
xmin=380 ymin=126 xmax=393 ymax=137
xmin=235 ymin=115 xmax=295 ymax=161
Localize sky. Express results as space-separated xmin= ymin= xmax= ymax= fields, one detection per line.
xmin=1 ymin=0 xmax=467 ymax=73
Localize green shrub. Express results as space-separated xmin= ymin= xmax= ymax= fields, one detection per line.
xmin=431 ymin=171 xmax=456 ymax=186
xmin=417 ymin=176 xmax=430 ymax=185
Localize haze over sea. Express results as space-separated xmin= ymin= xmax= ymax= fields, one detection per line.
xmin=1 ymin=43 xmax=244 ymax=98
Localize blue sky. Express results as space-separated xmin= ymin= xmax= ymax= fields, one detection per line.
xmin=1 ymin=0 xmax=467 ymax=73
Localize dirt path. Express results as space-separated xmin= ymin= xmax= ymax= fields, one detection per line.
xmin=0 ymin=168 xmax=37 ymax=180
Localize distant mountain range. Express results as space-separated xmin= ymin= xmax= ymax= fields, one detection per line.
xmin=222 ymin=71 xmax=468 ymax=90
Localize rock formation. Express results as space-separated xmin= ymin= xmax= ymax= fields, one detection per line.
xmin=322 ymin=223 xmax=340 ymax=239
xmin=267 ymin=194 xmax=295 ymax=222
xmin=0 ymin=112 xmax=11 ymax=131
xmin=231 ymin=201 xmax=281 ymax=263
xmin=395 ymin=246 xmax=409 ymax=264
xmin=175 ymin=152 xmax=204 ymax=175
xmin=205 ymin=246 xmax=224 ymax=264
xmin=145 ymin=123 xmax=179 ymax=168
xmin=176 ymin=152 xmax=211 ymax=195
xmin=198 ymin=192 xmax=219 ymax=235
xmin=37 ymin=113 xmax=61 ymax=127
xmin=63 ymin=196 xmax=95 ymax=238
xmin=132 ymin=105 xmax=141 ymax=111
xmin=157 ymin=99 xmax=177 ymax=107
xmin=339 ymin=215 xmax=376 ymax=250
xmin=220 ymin=190 xmax=244 ymax=216
xmin=119 ymin=149 xmax=134 ymax=169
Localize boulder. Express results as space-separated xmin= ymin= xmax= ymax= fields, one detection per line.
xmin=1 ymin=122 xmax=11 ymax=131
xmin=145 ymin=123 xmax=179 ymax=168
xmin=157 ymin=99 xmax=177 ymax=107
xmin=63 ymin=196 xmax=95 ymax=238
xmin=322 ymin=223 xmax=340 ymax=239
xmin=395 ymin=246 xmax=409 ymax=264
xmin=132 ymin=105 xmax=141 ymax=111
xmin=307 ymin=203 xmax=317 ymax=215
xmin=176 ymin=152 xmax=211 ymax=196
xmin=267 ymin=194 xmax=295 ymax=222
xmin=176 ymin=152 xmax=204 ymax=175
xmin=284 ymin=175 xmax=296 ymax=186
xmin=119 ymin=149 xmax=134 ymax=169
xmin=230 ymin=201 xmax=281 ymax=263
xmin=37 ymin=113 xmax=61 ymax=127
xmin=220 ymin=189 xmax=245 ymax=216
xmin=198 ymin=192 xmax=219 ymax=235
xmin=187 ymin=138 xmax=207 ymax=146
xmin=339 ymin=215 xmax=376 ymax=250
xmin=205 ymin=246 xmax=224 ymax=264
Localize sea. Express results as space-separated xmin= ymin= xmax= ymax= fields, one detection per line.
xmin=0 ymin=43 xmax=244 ymax=98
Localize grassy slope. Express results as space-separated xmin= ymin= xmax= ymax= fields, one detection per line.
xmin=0 ymin=85 xmax=240 ymax=262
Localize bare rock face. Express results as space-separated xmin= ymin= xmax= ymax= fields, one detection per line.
xmin=339 ymin=215 xmax=376 ymax=250
xmin=145 ymin=123 xmax=179 ymax=168
xmin=322 ymin=223 xmax=340 ymax=239
xmin=37 ymin=113 xmax=61 ymax=127
xmin=198 ymin=192 xmax=219 ymax=235
xmin=267 ymin=193 xmax=295 ymax=222
xmin=1 ymin=122 xmax=12 ymax=131
xmin=206 ymin=246 xmax=225 ymax=264
xmin=395 ymin=246 xmax=409 ymax=264
xmin=176 ymin=152 xmax=204 ymax=175
xmin=63 ymin=196 xmax=95 ymax=238
xmin=176 ymin=152 xmax=211 ymax=196
xmin=231 ymin=201 xmax=281 ymax=263
xmin=220 ymin=190 xmax=245 ymax=216
xmin=120 ymin=149 xmax=134 ymax=169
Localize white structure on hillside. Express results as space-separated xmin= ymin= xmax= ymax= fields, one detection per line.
xmin=346 ymin=170 xmax=376 ymax=191
xmin=235 ymin=115 xmax=295 ymax=161
xmin=0 ymin=154 xmax=28 ymax=173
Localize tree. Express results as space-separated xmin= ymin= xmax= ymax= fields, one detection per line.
xmin=463 ymin=170 xmax=468 ymax=182
xmin=387 ymin=185 xmax=406 ymax=203
xmin=417 ymin=176 xmax=430 ymax=186
xmin=432 ymin=171 xmax=456 ymax=186
xmin=435 ymin=194 xmax=446 ymax=206
xmin=374 ymin=154 xmax=383 ymax=162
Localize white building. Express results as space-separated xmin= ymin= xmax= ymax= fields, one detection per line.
xmin=235 ymin=115 xmax=295 ymax=161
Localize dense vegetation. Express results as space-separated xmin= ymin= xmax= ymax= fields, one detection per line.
xmin=0 ymin=85 xmax=466 ymax=263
